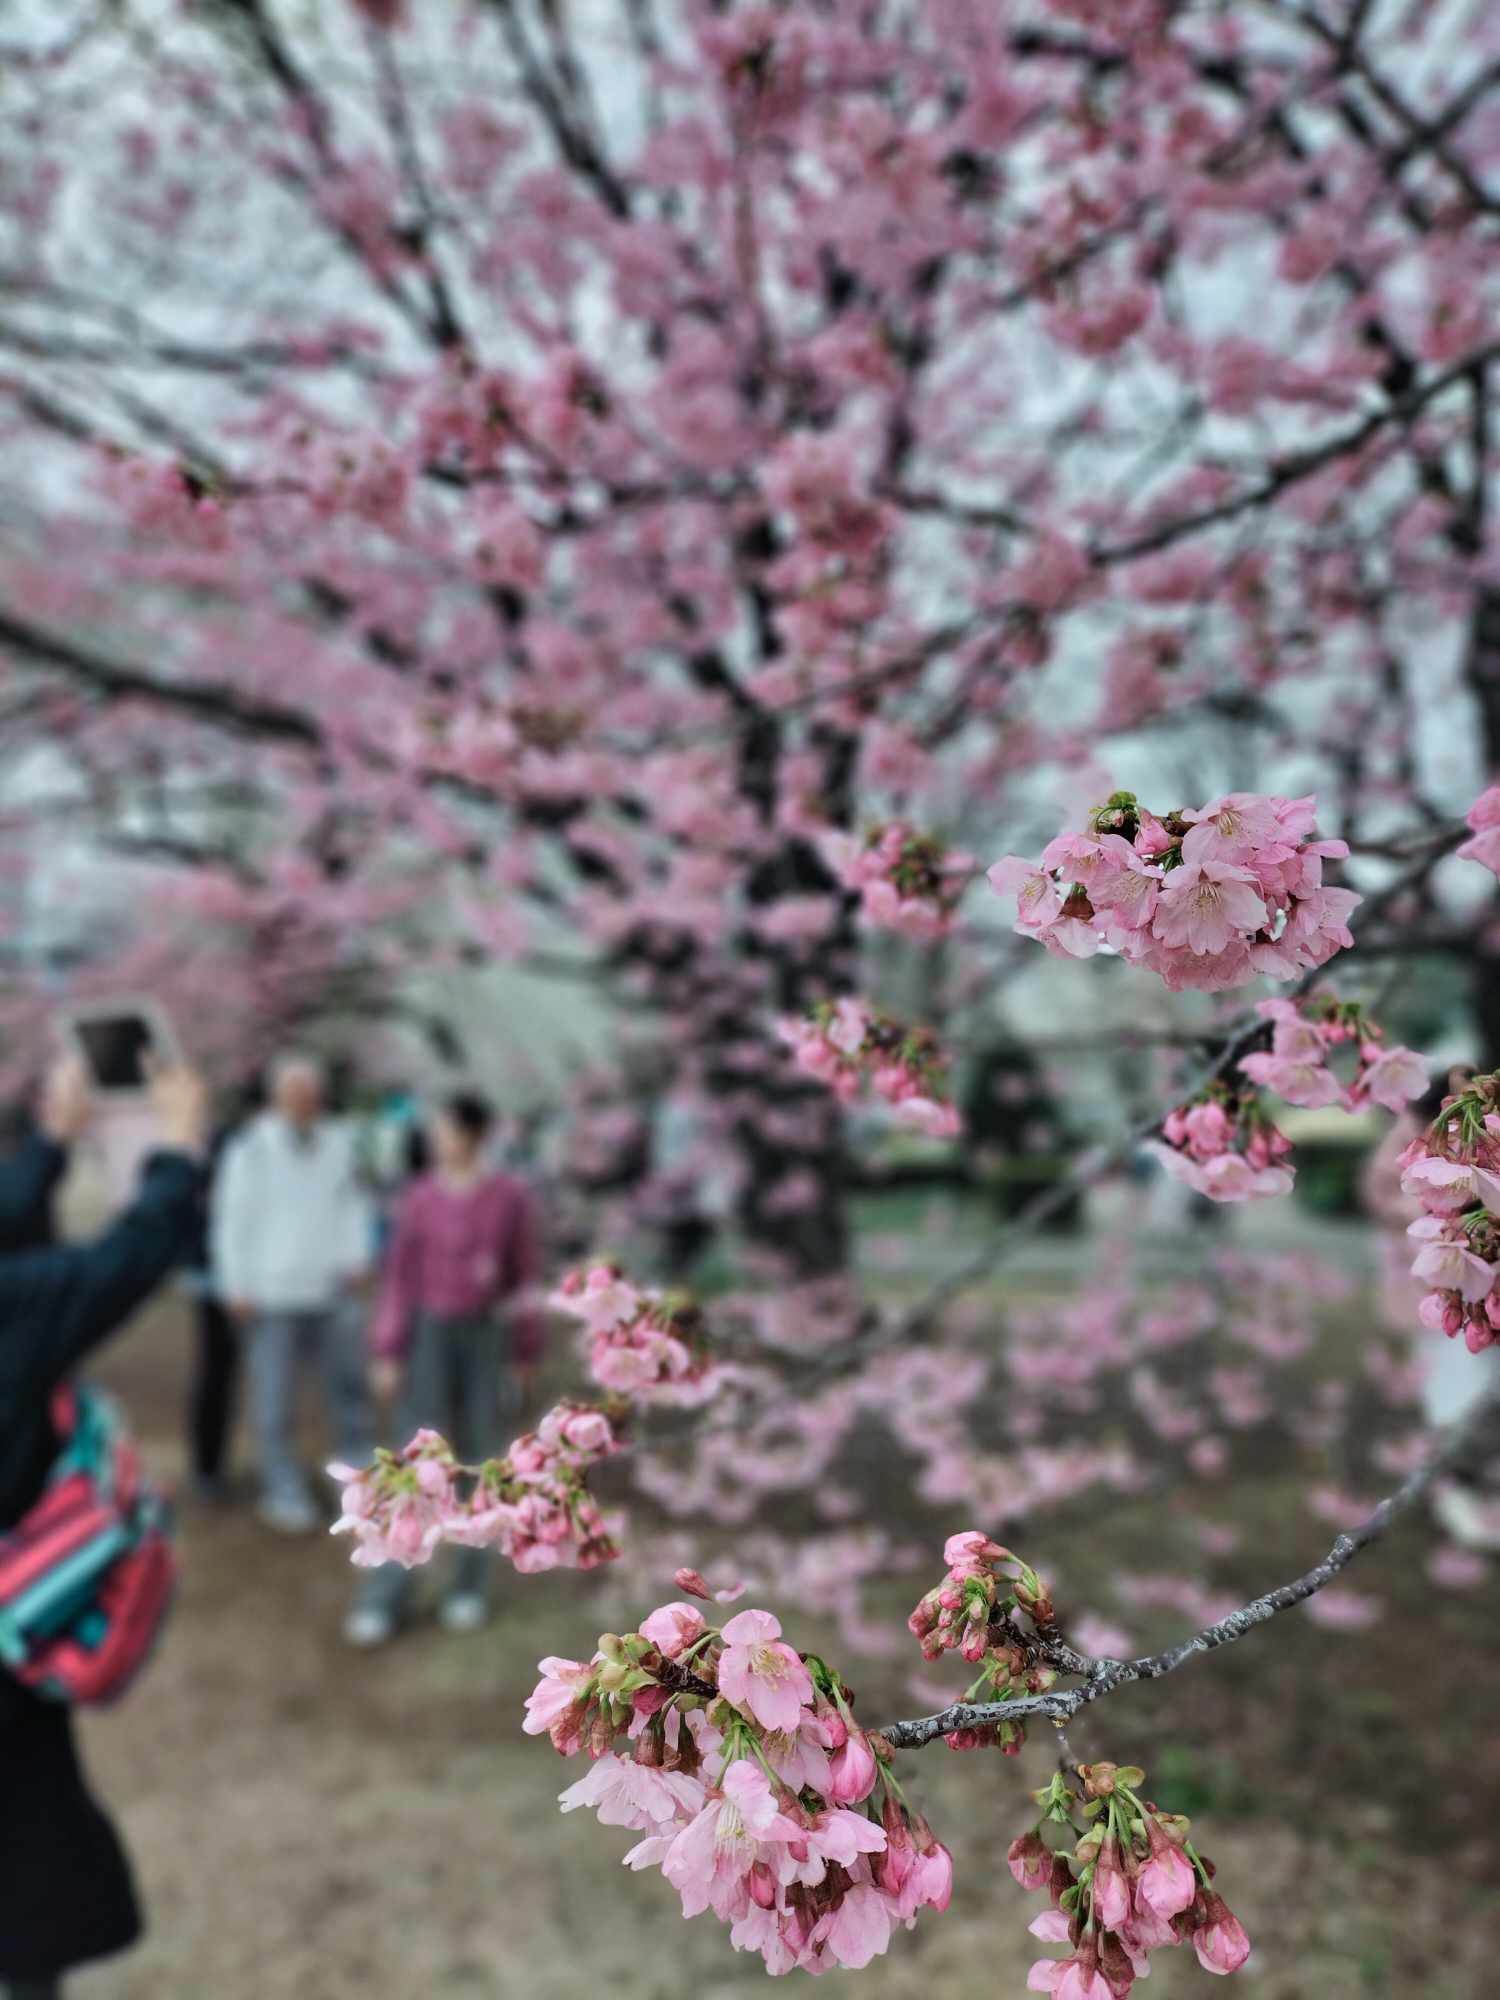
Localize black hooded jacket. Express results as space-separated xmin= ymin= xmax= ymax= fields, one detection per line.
xmin=0 ymin=1138 xmax=201 ymax=1978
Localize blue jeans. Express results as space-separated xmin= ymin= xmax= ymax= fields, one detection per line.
xmin=248 ymin=1301 xmax=372 ymax=1511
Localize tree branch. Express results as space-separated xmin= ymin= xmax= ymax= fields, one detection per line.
xmin=878 ymin=1393 xmax=1497 ymax=1750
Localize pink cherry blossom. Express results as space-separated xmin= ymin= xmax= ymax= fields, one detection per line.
xmin=716 ymin=1609 xmax=815 ymax=1733
xmin=522 ymin=1656 xmax=593 ymax=1751
xmin=659 ymin=1759 xmax=803 ymax=1920
xmin=1407 ymin=1221 xmax=1498 ymax=1302
xmin=558 ymin=1752 xmax=706 ymax=1830
xmin=1151 ymin=861 xmax=1268 ymax=957
xmin=1458 ymin=786 xmax=1500 ymax=877
xmin=989 ymin=855 xmax=1062 ymax=931
xmin=1360 ymin=1045 xmax=1430 ymax=1111
xmin=994 ymin=792 xmax=1360 ymax=990
xmin=638 ymin=1602 xmax=708 ymax=1659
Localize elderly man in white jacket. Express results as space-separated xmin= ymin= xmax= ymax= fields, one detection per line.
xmin=212 ymin=1055 xmax=375 ymax=1533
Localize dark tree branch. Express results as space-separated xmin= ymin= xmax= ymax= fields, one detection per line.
xmin=878 ymin=1393 xmax=1498 ymax=1749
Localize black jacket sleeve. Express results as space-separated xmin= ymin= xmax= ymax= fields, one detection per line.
xmin=0 ymin=1134 xmax=68 ymax=1252
xmin=0 ymin=1150 xmax=203 ymax=1409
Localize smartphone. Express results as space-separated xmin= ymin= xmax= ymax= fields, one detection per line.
xmin=58 ymin=999 xmax=178 ymax=1096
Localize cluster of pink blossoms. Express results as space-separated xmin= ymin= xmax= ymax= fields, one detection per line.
xmin=1239 ymin=997 xmax=1428 ymax=1112
xmin=1398 ymin=1074 xmax=1500 ymax=1352
xmin=1456 ymin=785 xmax=1500 ymax=877
xmin=908 ymin=1532 xmax=1059 ymax=1756
xmin=817 ymin=822 xmax=974 ymax=940
xmin=523 ymin=1584 xmax=952 ymax=1974
xmin=1149 ymin=996 xmax=1426 ymax=1206
xmin=1151 ymin=1086 xmax=1295 ymax=1204
xmin=778 ymin=999 xmax=962 ymax=1138
xmin=551 ymin=1263 xmax=720 ymax=1406
xmin=1012 ymin=1762 xmax=1249 ymax=1996
xmin=328 ymin=1404 xmax=622 ymax=1575
xmin=989 ymin=791 xmax=1359 ymax=991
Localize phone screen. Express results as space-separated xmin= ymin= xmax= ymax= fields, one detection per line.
xmin=73 ymin=1015 xmax=158 ymax=1091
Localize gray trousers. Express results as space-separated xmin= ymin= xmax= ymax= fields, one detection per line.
xmin=248 ymin=1302 xmax=372 ymax=1510
xmin=361 ymin=1313 xmax=511 ymax=1614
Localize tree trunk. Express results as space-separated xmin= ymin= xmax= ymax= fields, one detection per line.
xmin=1465 ymin=586 xmax=1500 ymax=1065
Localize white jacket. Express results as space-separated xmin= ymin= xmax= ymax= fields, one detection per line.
xmin=211 ymin=1113 xmax=374 ymax=1312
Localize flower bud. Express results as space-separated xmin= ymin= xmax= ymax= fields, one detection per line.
xmin=1091 ymin=1836 xmax=1131 ymax=1930
xmin=814 ymin=1691 xmax=848 ymax=1750
xmin=748 ymin=1861 xmax=777 ymax=1911
xmin=1008 ymin=1831 xmax=1052 ymax=1891
xmin=826 ymin=1727 xmax=877 ymax=1805
xmin=876 ymin=1799 xmax=915 ymax=1894
xmin=1192 ymin=1892 xmax=1250 ymax=1974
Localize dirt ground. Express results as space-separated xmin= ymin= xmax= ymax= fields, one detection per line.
xmin=64 ymin=1285 xmax=1500 ymax=2000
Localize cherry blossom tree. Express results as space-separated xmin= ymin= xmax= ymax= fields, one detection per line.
xmin=2 ymin=1 xmax=1499 ymax=1986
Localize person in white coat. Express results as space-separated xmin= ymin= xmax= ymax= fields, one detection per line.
xmin=211 ymin=1055 xmax=375 ymax=1533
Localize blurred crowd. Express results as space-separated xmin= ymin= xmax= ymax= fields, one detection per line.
xmin=134 ymin=1054 xmax=548 ymax=1645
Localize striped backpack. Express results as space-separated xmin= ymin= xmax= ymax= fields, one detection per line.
xmin=0 ymin=1384 xmax=176 ymax=1705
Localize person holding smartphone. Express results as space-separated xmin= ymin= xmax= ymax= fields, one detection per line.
xmin=0 ymin=1052 xmax=208 ymax=1999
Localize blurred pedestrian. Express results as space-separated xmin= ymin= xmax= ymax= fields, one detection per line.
xmin=0 ymin=1052 xmax=208 ymax=1998
xmin=346 ymin=1090 xmax=544 ymax=1647
xmin=211 ymin=1053 xmax=375 ymax=1535
xmin=181 ymin=1074 xmax=263 ymax=1504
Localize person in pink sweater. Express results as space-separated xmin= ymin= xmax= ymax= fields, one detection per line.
xmin=345 ymin=1091 xmax=544 ymax=1649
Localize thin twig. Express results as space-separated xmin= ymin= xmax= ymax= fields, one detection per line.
xmin=877 ymin=1394 xmax=1495 ymax=1750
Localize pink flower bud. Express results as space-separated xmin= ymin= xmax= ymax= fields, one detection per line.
xmin=826 ymin=1726 xmax=877 ymax=1804
xmin=1091 ymin=1838 xmax=1131 ymax=1930
xmin=637 ymin=1602 xmax=707 ymax=1658
xmin=942 ymin=1530 xmax=1005 ymax=1569
xmin=1009 ymin=1832 xmax=1052 ymax=1891
xmin=814 ymin=1693 xmax=848 ymax=1749
xmin=673 ymin=1567 xmax=713 ymax=1600
xmin=1192 ymin=1892 xmax=1251 ymax=1974
xmin=559 ymin=1410 xmax=613 ymax=1454
xmin=1135 ymin=1821 xmax=1197 ymax=1920
xmin=876 ymin=1795 xmax=915 ymax=1893
xmin=748 ymin=1861 xmax=778 ymax=1911
xmin=1182 ymin=1101 xmax=1231 ymax=1155
xmin=913 ymin=1840 xmax=954 ymax=1912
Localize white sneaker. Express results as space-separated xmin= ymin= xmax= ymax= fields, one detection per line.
xmin=343 ymin=1608 xmax=397 ymax=1650
xmin=1432 ymin=1481 xmax=1500 ymax=1552
xmin=440 ymin=1594 xmax=489 ymax=1635
xmin=256 ymin=1493 xmax=319 ymax=1536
